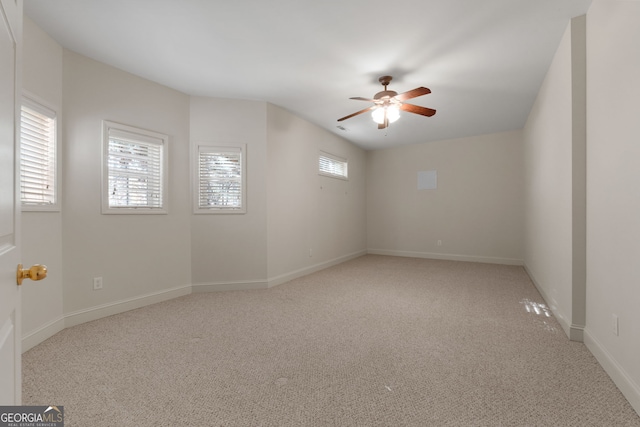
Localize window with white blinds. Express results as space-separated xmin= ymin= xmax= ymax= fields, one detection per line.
xmin=195 ymin=145 xmax=246 ymax=214
xmin=319 ymin=151 xmax=348 ymax=180
xmin=102 ymin=121 xmax=168 ymax=214
xmin=20 ymin=98 xmax=57 ymax=210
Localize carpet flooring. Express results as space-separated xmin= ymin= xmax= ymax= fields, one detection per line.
xmin=22 ymin=255 xmax=640 ymax=426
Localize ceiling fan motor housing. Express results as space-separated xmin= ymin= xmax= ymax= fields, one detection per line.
xmin=374 ymin=90 xmax=398 ymax=100
xmin=375 ymin=75 xmax=397 ymax=100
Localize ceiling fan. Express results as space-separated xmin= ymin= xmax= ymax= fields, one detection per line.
xmin=338 ymin=76 xmax=436 ymax=129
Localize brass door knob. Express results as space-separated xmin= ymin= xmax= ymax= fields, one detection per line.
xmin=17 ymin=264 xmax=47 ymax=285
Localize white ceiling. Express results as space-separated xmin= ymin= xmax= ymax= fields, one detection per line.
xmin=24 ymin=0 xmax=592 ymax=150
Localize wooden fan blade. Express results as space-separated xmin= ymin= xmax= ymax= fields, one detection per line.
xmin=394 ymin=87 xmax=431 ymax=101
xmin=400 ymin=103 xmax=436 ymax=117
xmin=337 ymin=105 xmax=376 ymax=122
xmin=350 ymin=97 xmax=376 ymax=102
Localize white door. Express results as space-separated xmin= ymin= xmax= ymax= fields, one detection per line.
xmin=0 ymin=0 xmax=22 ymax=405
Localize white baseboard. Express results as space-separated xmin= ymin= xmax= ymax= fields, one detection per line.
xmin=584 ymin=328 xmax=640 ymax=416
xmin=21 ymin=250 xmax=364 ymax=351
xmin=64 ymin=284 xmax=192 ymax=328
xmin=267 ymin=250 xmax=367 ymax=288
xmin=192 ymin=280 xmax=267 ymax=292
xmin=182 ymin=250 xmax=368 ymax=292
xmin=23 ymin=252 xmax=368 ymax=349
xmin=568 ymin=323 xmax=585 ymax=342
xmin=22 ymin=316 xmax=65 ymax=353
xmin=367 ymin=248 xmax=523 ymax=266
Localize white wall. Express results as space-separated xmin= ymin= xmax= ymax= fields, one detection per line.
xmin=522 ymin=17 xmax=587 ymax=341
xmin=266 ymin=104 xmax=366 ymax=285
xmin=21 ymin=17 xmax=64 ymax=350
xmin=584 ymin=0 xmax=640 ymax=414
xmin=190 ymin=97 xmax=268 ymax=290
xmin=366 ymin=130 xmax=523 ymax=265
xmin=61 ymin=50 xmax=192 ymax=324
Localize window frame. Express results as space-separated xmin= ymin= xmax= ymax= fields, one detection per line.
xmin=20 ymin=94 xmax=59 ymax=212
xmin=101 ymin=120 xmax=168 ymax=215
xmin=193 ymin=143 xmax=247 ymax=214
xmin=318 ymin=150 xmax=348 ymax=180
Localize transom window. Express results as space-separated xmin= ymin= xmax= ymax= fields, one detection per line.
xmin=319 ymin=151 xmax=348 ymax=180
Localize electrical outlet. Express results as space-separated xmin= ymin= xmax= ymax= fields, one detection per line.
xmin=309 ymin=248 xmax=313 ymax=257
xmin=437 ymin=240 xmax=442 ymax=246
xmin=93 ymin=277 xmax=103 ymax=290
xmin=612 ymin=314 xmax=619 ymax=336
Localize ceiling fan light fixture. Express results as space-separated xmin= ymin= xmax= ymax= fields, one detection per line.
xmin=387 ymin=104 xmax=400 ymax=123
xmin=371 ymin=107 xmax=385 ymax=124
xmin=371 ymin=104 xmax=400 ymax=124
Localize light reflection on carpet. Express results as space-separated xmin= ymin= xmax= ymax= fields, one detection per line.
xmin=520 ymin=298 xmax=557 ymax=332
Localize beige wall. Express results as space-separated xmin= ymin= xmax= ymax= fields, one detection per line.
xmin=61 ymin=50 xmax=192 ymax=320
xmin=585 ymin=0 xmax=640 ymax=413
xmin=22 ymin=21 xmax=194 ymax=342
xmin=190 ymin=97 xmax=268 ymax=289
xmin=266 ymin=104 xmax=367 ymax=284
xmin=21 ymin=17 xmax=64 ymax=350
xmin=366 ymin=130 xmax=524 ymax=264
xmin=523 ymin=4 xmax=639 ymax=412
xmin=522 ymin=17 xmax=587 ymax=341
